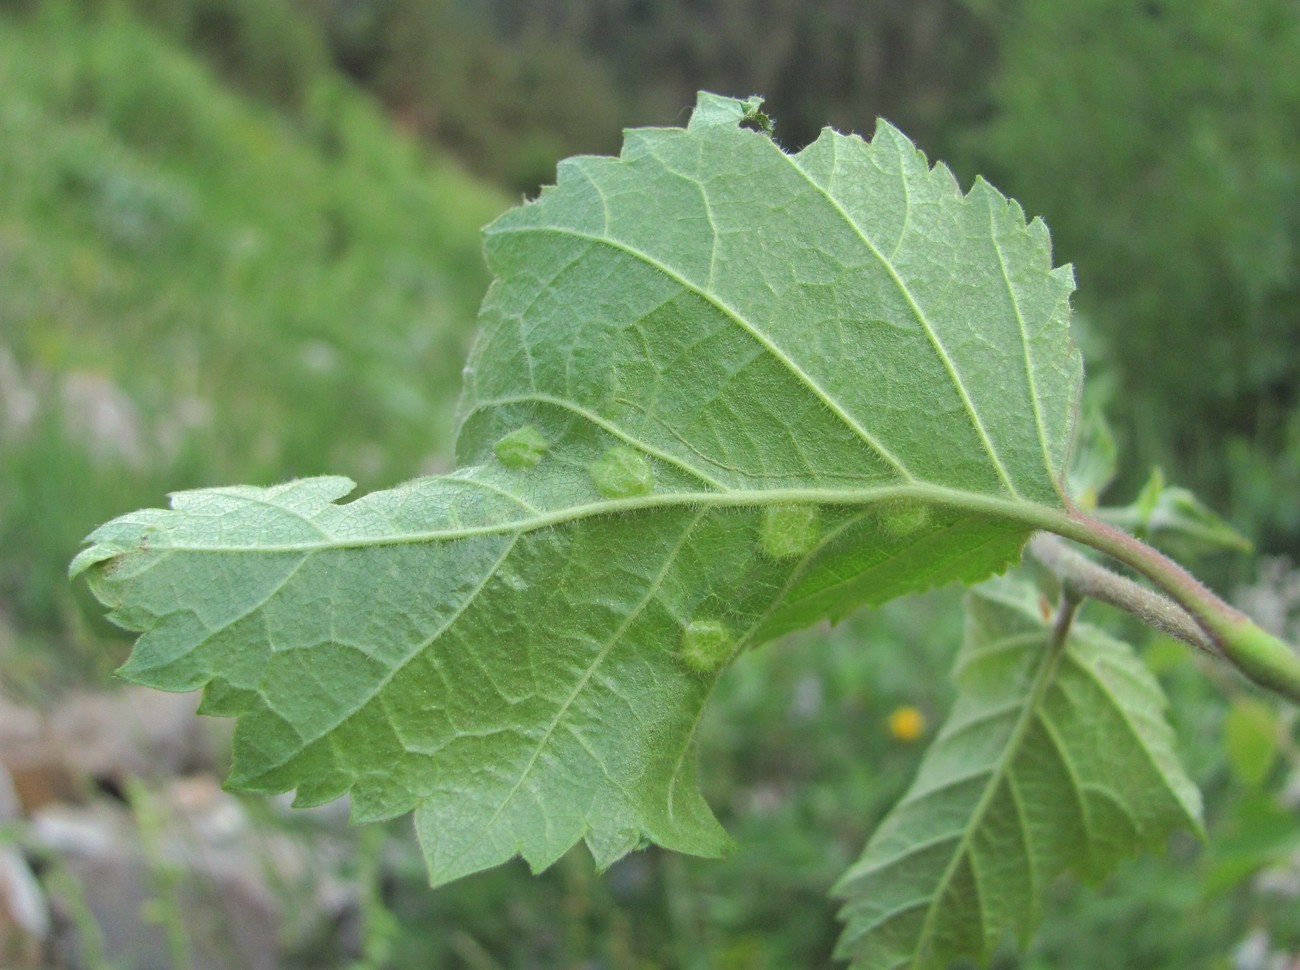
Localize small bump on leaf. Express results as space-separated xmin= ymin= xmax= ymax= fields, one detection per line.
xmin=876 ymin=500 xmax=931 ymax=538
xmin=494 ymin=425 xmax=549 ymax=469
xmin=760 ymin=505 xmax=821 ymax=559
xmin=590 ymin=446 xmax=654 ymax=499
xmin=678 ymin=619 xmax=734 ymax=674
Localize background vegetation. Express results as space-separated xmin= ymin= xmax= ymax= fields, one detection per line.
xmin=1 ymin=0 xmax=1298 ymax=966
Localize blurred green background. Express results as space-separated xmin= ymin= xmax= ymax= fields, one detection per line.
xmin=1 ymin=0 xmax=1298 ymax=966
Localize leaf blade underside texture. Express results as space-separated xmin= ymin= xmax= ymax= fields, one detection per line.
xmin=73 ymin=93 xmax=1082 ymax=886
xmin=834 ymin=579 xmax=1202 ymax=970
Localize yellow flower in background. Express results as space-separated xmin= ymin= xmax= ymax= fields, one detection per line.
xmin=888 ymin=706 xmax=926 ymax=742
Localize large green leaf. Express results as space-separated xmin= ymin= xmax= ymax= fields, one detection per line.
xmin=72 ymin=93 xmax=1082 ymax=885
xmin=834 ymin=578 xmax=1202 ymax=969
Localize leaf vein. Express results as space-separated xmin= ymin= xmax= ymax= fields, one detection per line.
xmin=1059 ymin=648 xmax=1194 ymax=825
xmin=464 ymin=392 xmax=728 ymax=490
xmin=479 ymin=509 xmax=707 ymax=837
xmin=909 ymin=610 xmax=1066 ymax=959
xmin=787 ymin=135 xmax=1020 ymax=497
xmin=494 ymin=223 xmax=915 ymax=481
xmin=989 ymin=199 xmax=1057 ymax=487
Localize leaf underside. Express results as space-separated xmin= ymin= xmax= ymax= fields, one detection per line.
xmin=834 ymin=579 xmax=1202 ymax=970
xmin=72 ymin=93 xmax=1082 ymax=887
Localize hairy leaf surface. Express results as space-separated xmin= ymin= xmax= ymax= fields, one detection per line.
xmin=834 ymin=579 xmax=1202 ymax=969
xmin=73 ymin=94 xmax=1082 ymax=886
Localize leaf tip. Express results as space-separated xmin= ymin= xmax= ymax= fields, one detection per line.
xmin=868 ymin=116 xmax=910 ymax=147
xmin=68 ymin=543 xmax=114 ymax=581
xmin=688 ymin=92 xmax=770 ymax=134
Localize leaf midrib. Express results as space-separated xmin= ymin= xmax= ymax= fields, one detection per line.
xmin=905 ymin=616 xmax=1071 ymax=966
xmin=987 ymin=203 xmax=1059 ymax=487
xmin=118 ymin=483 xmax=1074 ymax=555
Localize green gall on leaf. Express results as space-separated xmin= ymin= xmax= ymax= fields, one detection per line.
xmin=590 ymin=446 xmax=654 ymax=499
xmin=494 ymin=425 xmax=549 ymax=469
xmin=875 ymin=500 xmax=931 ymax=539
xmin=760 ymin=504 xmax=821 ymax=559
xmin=678 ymin=619 xmax=735 ymax=674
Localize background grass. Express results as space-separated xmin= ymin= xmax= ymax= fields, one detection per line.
xmin=0 ymin=3 xmax=505 ymax=673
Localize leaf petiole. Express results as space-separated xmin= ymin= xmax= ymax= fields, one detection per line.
xmin=1043 ymin=509 xmax=1300 ymax=703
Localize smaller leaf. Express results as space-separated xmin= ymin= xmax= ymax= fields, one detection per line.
xmin=1202 ymin=791 xmax=1300 ymax=895
xmin=1132 ymin=465 xmax=1165 ymax=521
xmin=834 ymin=577 xmax=1202 ymax=970
xmin=1065 ymin=394 xmax=1117 ymax=509
xmin=1099 ymin=467 xmax=1251 ymax=557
